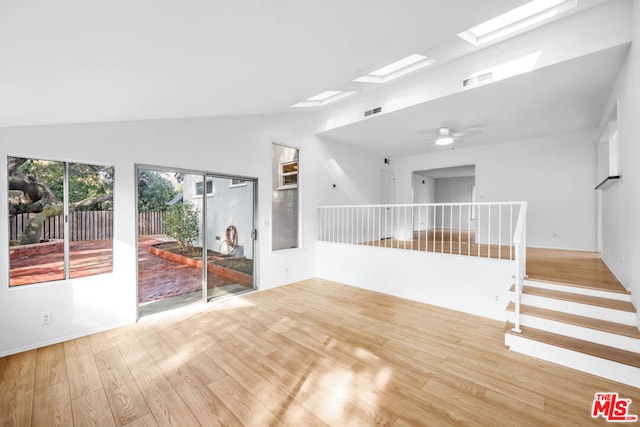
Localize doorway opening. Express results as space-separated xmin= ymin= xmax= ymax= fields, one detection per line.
xmin=136 ymin=166 xmax=256 ymax=317
xmin=412 ymin=164 xmax=476 ymax=248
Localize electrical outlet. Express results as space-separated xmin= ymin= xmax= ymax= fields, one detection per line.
xmin=42 ymin=311 xmax=52 ymax=325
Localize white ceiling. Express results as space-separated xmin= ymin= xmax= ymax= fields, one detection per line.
xmin=0 ymin=0 xmax=627 ymax=161
xmin=0 ymin=0 xmax=605 ymax=129
xmin=0 ymin=0 xmax=528 ymax=127
xmin=320 ymin=43 xmax=629 ymax=155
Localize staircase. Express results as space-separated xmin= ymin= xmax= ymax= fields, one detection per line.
xmin=504 ymin=278 xmax=640 ymax=389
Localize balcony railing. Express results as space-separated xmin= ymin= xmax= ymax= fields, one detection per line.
xmin=318 ymin=202 xmax=528 ymax=332
xmin=318 ymin=202 xmax=526 ymax=260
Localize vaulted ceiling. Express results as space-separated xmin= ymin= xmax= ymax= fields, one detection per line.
xmin=0 ymin=0 xmax=630 ymax=155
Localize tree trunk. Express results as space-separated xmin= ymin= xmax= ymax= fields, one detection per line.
xmin=19 ymin=203 xmax=63 ymax=245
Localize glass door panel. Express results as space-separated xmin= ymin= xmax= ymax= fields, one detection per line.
xmin=137 ymin=168 xmax=204 ymax=317
xmin=206 ymin=176 xmax=255 ymax=300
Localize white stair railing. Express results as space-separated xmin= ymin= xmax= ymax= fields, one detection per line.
xmin=318 ymin=201 xmax=528 ymax=331
xmin=318 ymin=202 xmax=526 ymax=261
xmin=511 ymin=202 xmax=528 ymax=333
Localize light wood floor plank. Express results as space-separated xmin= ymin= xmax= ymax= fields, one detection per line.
xmin=123 ymin=333 xmax=200 ymax=427
xmin=209 ymin=375 xmax=284 ymax=427
xmin=0 ymin=356 xmax=6 ymax=380
xmin=1 ymin=278 xmax=638 ymax=425
xmin=72 ymin=389 xmax=117 ymax=427
xmin=88 ymin=329 xmax=118 ymax=354
xmin=252 ymin=384 xmax=329 ymax=427
xmin=94 ymin=347 xmax=150 ymax=426
xmin=0 ymin=386 xmax=33 ymax=426
xmin=64 ymin=337 xmax=104 ymax=400
xmin=122 ymin=413 xmax=158 ymax=427
xmin=35 ymin=343 xmax=68 ymax=390
xmin=527 ymin=247 xmax=628 ymax=292
xmin=32 ymin=381 xmax=73 ymax=427
xmin=2 ymin=349 xmax=36 ymax=380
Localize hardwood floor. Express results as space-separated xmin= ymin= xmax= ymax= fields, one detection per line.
xmin=1 ymin=279 xmax=638 ymax=426
xmin=364 ymin=229 xmax=515 ymax=260
xmin=364 ymin=232 xmax=627 ymax=294
xmin=527 ymin=247 xmax=628 ymax=293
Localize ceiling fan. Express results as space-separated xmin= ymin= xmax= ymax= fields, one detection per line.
xmin=435 ymin=127 xmax=455 ymax=146
xmin=426 ymin=124 xmax=484 ymax=146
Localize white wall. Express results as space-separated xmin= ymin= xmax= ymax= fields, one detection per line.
xmin=434 ymin=176 xmax=475 ymax=203
xmin=393 ymin=130 xmax=598 ymax=251
xmin=412 ymin=173 xmax=435 ymax=204
xmin=186 ymin=176 xmax=255 ymax=259
xmin=316 ymin=242 xmax=515 ymax=321
xmin=0 ymin=113 xmax=384 ymax=356
xmin=315 ymin=137 xmax=392 ymax=207
xmin=600 ymin=0 xmax=640 ymax=321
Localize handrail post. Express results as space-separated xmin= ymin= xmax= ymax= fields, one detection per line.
xmin=511 ymin=201 xmax=527 ymax=334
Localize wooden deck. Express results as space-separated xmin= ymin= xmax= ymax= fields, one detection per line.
xmin=2 ymin=279 xmax=638 ymax=426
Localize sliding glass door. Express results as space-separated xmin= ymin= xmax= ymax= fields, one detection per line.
xmin=204 ymin=176 xmax=255 ymax=300
xmin=137 ymin=166 xmax=255 ymax=318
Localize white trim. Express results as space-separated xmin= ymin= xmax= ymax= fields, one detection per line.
xmin=278 ymin=159 xmax=298 ymax=190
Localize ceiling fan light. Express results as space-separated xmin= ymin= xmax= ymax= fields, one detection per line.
xmin=436 ymin=135 xmax=455 ymax=145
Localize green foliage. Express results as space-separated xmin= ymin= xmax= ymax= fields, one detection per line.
xmin=164 ymin=202 xmax=200 ymax=249
xmin=138 ymin=170 xmax=180 ymax=212
xmin=16 ymin=159 xmax=114 ymax=211
xmin=18 ymin=158 xmax=64 ymax=200
xmin=69 ymin=164 xmax=114 ymax=210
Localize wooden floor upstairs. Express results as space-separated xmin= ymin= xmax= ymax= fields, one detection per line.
xmin=526 ymin=248 xmax=629 ymax=294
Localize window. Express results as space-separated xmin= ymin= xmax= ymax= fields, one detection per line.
xmin=8 ymin=157 xmax=114 ymax=286
xmin=194 ymin=179 xmax=213 ymax=196
xmin=229 ymin=178 xmax=247 ymax=188
xmin=278 ymin=160 xmax=298 ymax=190
xmin=272 ymin=144 xmax=299 ymax=250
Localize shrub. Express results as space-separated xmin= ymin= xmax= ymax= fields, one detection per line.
xmin=164 ymin=202 xmax=200 ymax=249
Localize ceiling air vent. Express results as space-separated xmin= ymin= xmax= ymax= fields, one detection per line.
xmin=463 ymin=71 xmax=493 ymax=88
xmin=364 ymin=106 xmax=382 ymax=117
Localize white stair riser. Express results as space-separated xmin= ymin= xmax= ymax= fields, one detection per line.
xmin=505 ymin=333 xmax=640 ymax=389
xmin=524 ymin=280 xmax=631 ymax=302
xmin=518 ymin=294 xmax=636 ymax=326
xmin=505 ymin=312 xmax=640 ymax=353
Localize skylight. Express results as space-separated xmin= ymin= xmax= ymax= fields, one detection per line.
xmin=306 ymin=91 xmax=343 ymax=102
xmin=290 ymin=91 xmax=356 ymax=108
xmin=354 ymin=54 xmax=431 ymax=83
xmin=458 ymin=0 xmax=577 ymax=46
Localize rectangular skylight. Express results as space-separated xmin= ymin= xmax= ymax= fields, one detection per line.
xmin=354 ymin=54 xmax=430 ymax=83
xmin=290 ymin=91 xmax=356 ymax=108
xmin=306 ymin=91 xmax=342 ymax=101
xmin=458 ymin=0 xmax=577 ymax=46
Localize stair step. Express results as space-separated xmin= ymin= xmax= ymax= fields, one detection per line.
xmin=524 ymin=279 xmax=631 ymax=301
xmin=506 ymin=301 xmax=640 ymax=339
xmin=504 ymin=322 xmax=640 ymax=369
xmin=510 ymin=284 xmax=636 ymax=313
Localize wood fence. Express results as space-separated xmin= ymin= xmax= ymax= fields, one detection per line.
xmin=9 ymin=210 xmax=166 ymax=241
